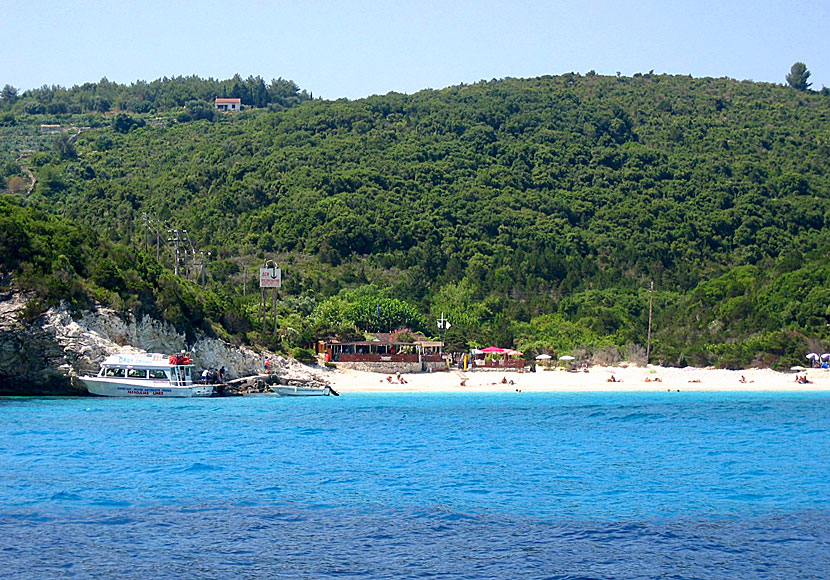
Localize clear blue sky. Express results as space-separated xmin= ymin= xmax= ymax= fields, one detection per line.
xmin=3 ymin=0 xmax=829 ymax=99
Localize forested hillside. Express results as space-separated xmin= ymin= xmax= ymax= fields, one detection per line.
xmin=3 ymin=72 xmax=830 ymax=368
xmin=0 ymin=197 xmax=246 ymax=343
xmin=1 ymin=74 xmax=310 ymax=115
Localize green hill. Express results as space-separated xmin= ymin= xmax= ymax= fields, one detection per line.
xmin=4 ymin=72 xmax=830 ymax=368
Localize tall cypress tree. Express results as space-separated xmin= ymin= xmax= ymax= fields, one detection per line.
xmin=786 ymin=62 xmax=812 ymax=91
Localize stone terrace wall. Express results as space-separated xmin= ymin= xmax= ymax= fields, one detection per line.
xmin=333 ymin=361 xmax=423 ymax=374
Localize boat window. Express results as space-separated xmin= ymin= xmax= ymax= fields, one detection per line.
xmin=127 ymin=368 xmax=147 ymax=379
xmin=149 ymin=369 xmax=167 ymax=379
xmin=104 ymin=367 xmax=125 ymax=377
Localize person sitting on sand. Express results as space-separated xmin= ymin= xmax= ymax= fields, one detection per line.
xmin=607 ymin=375 xmax=617 ymax=382
xmin=396 ymin=372 xmax=407 ymax=384
xmin=739 ymin=376 xmax=746 ymax=383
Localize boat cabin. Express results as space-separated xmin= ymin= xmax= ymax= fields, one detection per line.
xmin=97 ymin=353 xmax=193 ymax=385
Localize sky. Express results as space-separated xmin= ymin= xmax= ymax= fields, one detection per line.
xmin=3 ymin=0 xmax=829 ymax=99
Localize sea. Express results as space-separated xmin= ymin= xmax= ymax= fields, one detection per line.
xmin=1 ymin=390 xmax=829 ymax=579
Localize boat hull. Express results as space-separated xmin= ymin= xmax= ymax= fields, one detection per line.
xmin=270 ymin=385 xmax=331 ymax=396
xmin=80 ymin=377 xmax=213 ymax=398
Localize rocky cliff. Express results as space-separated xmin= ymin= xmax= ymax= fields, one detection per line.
xmin=0 ymin=290 xmax=326 ymax=396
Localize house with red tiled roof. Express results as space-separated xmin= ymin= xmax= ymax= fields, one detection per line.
xmin=214 ymin=97 xmax=241 ymax=112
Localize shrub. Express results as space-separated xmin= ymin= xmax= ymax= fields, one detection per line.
xmin=291 ymin=347 xmax=317 ymax=363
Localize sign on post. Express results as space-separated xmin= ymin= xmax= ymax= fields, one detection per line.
xmin=259 ymin=267 xmax=281 ymax=288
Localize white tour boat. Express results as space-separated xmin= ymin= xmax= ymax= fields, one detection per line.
xmin=79 ymin=353 xmax=213 ymax=398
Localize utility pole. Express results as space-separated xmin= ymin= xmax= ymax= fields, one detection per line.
xmin=142 ymin=212 xmax=148 ymax=253
xmin=646 ymin=281 xmax=654 ymax=364
xmin=437 ymin=313 xmax=451 ymax=353
xmin=167 ymin=230 xmax=183 ymax=276
xmin=199 ymin=251 xmax=211 ymax=288
xmin=142 ymin=213 xmax=162 ymax=260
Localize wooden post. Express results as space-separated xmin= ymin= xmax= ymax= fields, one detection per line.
xmin=272 ymin=288 xmax=278 ymax=334
xmin=260 ymin=287 xmax=267 ymax=333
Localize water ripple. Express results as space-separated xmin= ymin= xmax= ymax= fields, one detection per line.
xmin=0 ymin=392 xmax=828 ymax=578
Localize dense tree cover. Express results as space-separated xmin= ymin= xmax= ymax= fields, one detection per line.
xmin=0 ymin=196 xmax=250 ymax=343
xmin=6 ymin=72 xmax=830 ymax=368
xmin=0 ymin=75 xmax=311 ymax=116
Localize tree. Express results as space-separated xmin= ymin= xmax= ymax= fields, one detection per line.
xmin=786 ymin=62 xmax=812 ymax=91
xmin=1 ymin=84 xmax=18 ymax=104
xmin=52 ymin=133 xmax=77 ymax=160
xmin=7 ymin=176 xmax=27 ymax=195
xmin=112 ymin=112 xmax=144 ymax=133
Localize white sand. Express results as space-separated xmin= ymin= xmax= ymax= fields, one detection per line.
xmin=323 ymin=365 xmax=830 ymax=394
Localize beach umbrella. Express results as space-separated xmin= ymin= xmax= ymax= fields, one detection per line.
xmin=806 ymin=353 xmax=819 ymax=360
xmin=535 ymin=354 xmax=552 ymax=360
xmin=482 ymin=346 xmax=507 ymax=353
xmin=559 ymin=355 xmax=575 ymax=361
xmin=821 ymin=353 xmax=830 ymax=361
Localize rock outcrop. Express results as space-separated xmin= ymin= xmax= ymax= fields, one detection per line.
xmin=0 ymin=291 xmax=327 ymax=396
xmin=215 ymin=373 xmax=332 ymax=396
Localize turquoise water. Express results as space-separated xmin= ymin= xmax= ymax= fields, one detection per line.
xmin=1 ymin=391 xmax=829 ymax=578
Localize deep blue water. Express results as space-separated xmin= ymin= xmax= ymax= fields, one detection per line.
xmin=1 ymin=391 xmax=829 ymax=579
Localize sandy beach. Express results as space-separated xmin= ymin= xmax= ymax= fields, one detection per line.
xmin=324 ymin=364 xmax=830 ymax=394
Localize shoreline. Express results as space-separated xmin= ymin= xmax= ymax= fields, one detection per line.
xmin=322 ymin=365 xmax=830 ymax=394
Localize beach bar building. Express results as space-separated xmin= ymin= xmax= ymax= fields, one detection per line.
xmin=319 ymin=332 xmax=445 ymax=373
